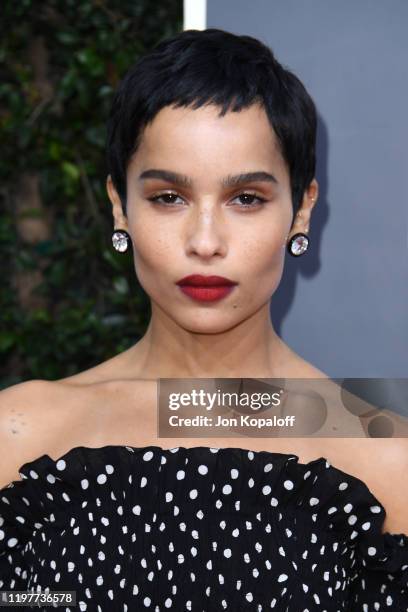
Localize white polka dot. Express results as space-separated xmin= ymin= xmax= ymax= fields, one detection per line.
xmin=81 ymin=479 xmax=89 ymax=490
xmin=198 ymin=464 xmax=208 ymax=475
xmin=97 ymin=474 xmax=107 ymax=485
xmin=56 ymin=459 xmax=66 ymax=471
xmin=284 ymin=480 xmax=294 ymax=490
xmin=176 ymin=470 xmax=185 ymax=480
xmin=222 ymin=484 xmax=232 ymax=494
xmin=367 ymin=547 xmax=377 ymax=556
xmin=105 ymin=464 xmax=114 ymax=474
xmin=278 ymin=573 xmax=288 ymax=582
xmin=143 ymin=451 xmax=153 ymax=461
xmin=262 ymin=485 xmax=271 ymax=495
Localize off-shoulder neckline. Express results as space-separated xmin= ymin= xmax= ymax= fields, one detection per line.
xmin=19 ymin=443 xmax=328 ymax=472
xmin=7 ymin=443 xmax=408 ymax=542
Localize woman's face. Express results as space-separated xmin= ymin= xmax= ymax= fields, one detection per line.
xmin=108 ymin=102 xmax=314 ymax=334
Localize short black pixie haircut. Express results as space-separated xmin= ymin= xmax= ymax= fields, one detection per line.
xmin=106 ymin=28 xmax=317 ymax=218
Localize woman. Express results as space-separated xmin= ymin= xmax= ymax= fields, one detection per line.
xmin=0 ymin=28 xmax=407 ymax=611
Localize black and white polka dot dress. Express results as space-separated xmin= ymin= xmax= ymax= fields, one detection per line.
xmin=0 ymin=445 xmax=407 ymax=611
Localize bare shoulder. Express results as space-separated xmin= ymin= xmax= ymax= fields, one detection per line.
xmin=0 ymin=373 xmax=157 ymax=490
xmin=0 ymin=379 xmax=96 ymax=489
xmin=331 ymin=438 xmax=408 ymax=535
xmin=0 ymin=380 xmax=56 ymax=488
xmin=372 ymin=438 xmax=408 ymax=534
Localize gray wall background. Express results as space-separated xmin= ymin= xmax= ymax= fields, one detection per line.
xmin=207 ymin=0 xmax=408 ymax=377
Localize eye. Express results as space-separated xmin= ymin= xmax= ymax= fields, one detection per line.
xmin=231 ymin=192 xmax=267 ymax=209
xmin=148 ymin=192 xmax=185 ymax=206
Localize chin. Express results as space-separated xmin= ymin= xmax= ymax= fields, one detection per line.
xmin=174 ymin=313 xmax=242 ymax=335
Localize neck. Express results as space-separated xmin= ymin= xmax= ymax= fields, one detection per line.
xmin=124 ymin=302 xmax=292 ymax=379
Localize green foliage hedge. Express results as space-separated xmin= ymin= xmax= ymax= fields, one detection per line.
xmin=0 ymin=0 xmax=183 ymax=388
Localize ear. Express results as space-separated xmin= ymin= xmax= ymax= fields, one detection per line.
xmin=289 ymin=178 xmax=319 ymax=235
xmin=106 ymin=175 xmax=129 ymax=230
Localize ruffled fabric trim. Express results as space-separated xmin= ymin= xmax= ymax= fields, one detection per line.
xmin=0 ymin=444 xmax=407 ymax=607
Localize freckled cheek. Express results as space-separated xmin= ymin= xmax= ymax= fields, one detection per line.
xmin=238 ymin=232 xmax=284 ymax=276
xmin=233 ymin=236 xmax=285 ymax=306
xmin=130 ymin=226 xmax=176 ymax=280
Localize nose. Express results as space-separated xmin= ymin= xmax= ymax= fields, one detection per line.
xmin=184 ymin=205 xmax=227 ymax=260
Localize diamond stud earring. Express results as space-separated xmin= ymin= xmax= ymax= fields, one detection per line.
xmin=112 ymin=229 xmax=131 ymax=253
xmin=287 ymin=232 xmax=310 ymax=256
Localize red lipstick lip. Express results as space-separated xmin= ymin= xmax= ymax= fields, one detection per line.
xmin=176 ymin=274 xmax=237 ymax=287
xmin=178 ymin=285 xmax=236 ymax=303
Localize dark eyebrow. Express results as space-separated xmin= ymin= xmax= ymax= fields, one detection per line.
xmin=138 ymin=169 xmax=278 ymax=187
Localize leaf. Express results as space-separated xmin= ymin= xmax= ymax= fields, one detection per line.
xmin=0 ymin=332 xmax=15 ymax=352
xmin=62 ymin=161 xmax=80 ymax=181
